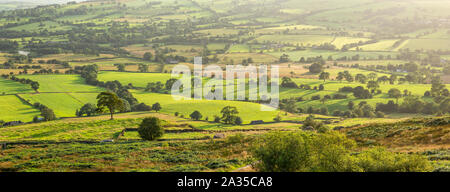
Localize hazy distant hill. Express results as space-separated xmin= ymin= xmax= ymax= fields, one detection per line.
xmin=0 ymin=0 xmax=86 ymax=11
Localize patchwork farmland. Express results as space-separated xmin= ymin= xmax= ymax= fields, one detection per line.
xmin=0 ymin=0 xmax=449 ymax=172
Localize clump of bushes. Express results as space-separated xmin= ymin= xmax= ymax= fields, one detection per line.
xmin=32 ymin=102 xmax=56 ymax=121
xmin=302 ymin=115 xmax=327 ymax=132
xmin=252 ymin=131 xmax=433 ymax=172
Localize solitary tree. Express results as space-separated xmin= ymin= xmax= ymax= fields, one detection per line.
xmin=309 ymin=63 xmax=323 ymax=74
xmin=319 ymin=72 xmax=330 ymax=83
xmin=190 ymin=111 xmax=203 ymax=120
xmin=152 ymin=102 xmax=162 ymax=112
xmin=220 ymin=106 xmax=239 ymax=124
xmin=96 ymin=92 xmax=124 ymax=120
xmin=143 ymin=52 xmax=153 ymax=61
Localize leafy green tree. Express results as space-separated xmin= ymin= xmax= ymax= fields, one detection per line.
xmin=336 ymin=72 xmax=345 ymax=82
xmin=214 ymin=116 xmax=221 ymax=123
xmin=146 ymin=82 xmax=164 ymax=92
xmin=399 ymin=96 xmax=424 ymax=113
xmin=368 ymin=73 xmax=377 ymax=81
xmin=77 ymin=103 xmax=97 ymax=117
xmin=367 ymin=81 xmax=379 ymax=93
xmin=281 ymin=77 xmax=298 ymax=88
xmin=309 ymin=63 xmax=323 ymax=74
xmin=388 ymin=88 xmax=402 ymax=103
xmin=41 ymin=107 xmax=56 ymax=121
xmin=116 ymin=63 xmax=126 ymax=72
xmin=138 ymin=64 xmax=149 ymax=73
xmin=120 ymin=99 xmax=131 ymax=113
xmin=138 ymin=117 xmax=164 ymax=141
xmin=431 ymin=76 xmax=446 ymax=97
xmin=165 ymin=78 xmax=178 ymax=91
xmin=235 ymin=116 xmax=243 ymax=125
xmin=319 ymin=72 xmax=330 ymax=83
xmin=143 ymin=52 xmax=153 ymax=61
xmin=355 ymin=74 xmax=367 ymax=84
xmin=31 ymin=81 xmax=39 ymax=92
xmin=152 ymin=102 xmax=162 ymax=112
xmin=279 ymin=54 xmax=290 ymax=63
xmin=220 ymin=106 xmax=239 ymax=124
xmin=190 ymin=110 xmax=203 ymax=120
xmin=96 ymin=92 xmax=124 ymax=120
xmin=353 ymin=86 xmax=372 ymax=99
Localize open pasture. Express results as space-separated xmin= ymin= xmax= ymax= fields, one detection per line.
xmin=16 ymin=74 xmax=104 ymax=93
xmin=268 ymin=49 xmax=398 ymax=61
xmin=399 ymin=39 xmax=450 ymax=51
xmin=18 ymin=93 xmax=98 ymax=118
xmin=256 ymin=35 xmax=334 ymax=46
xmin=98 ymin=71 xmax=173 ymax=88
xmin=350 ymin=39 xmax=400 ymax=51
xmin=0 ymin=78 xmax=34 ymax=94
xmin=133 ymin=91 xmax=281 ymax=124
xmin=217 ymin=53 xmax=278 ymax=64
xmin=331 ymin=37 xmax=371 ymax=49
xmin=7 ymin=21 xmax=73 ymax=32
xmin=0 ymin=95 xmax=40 ymax=122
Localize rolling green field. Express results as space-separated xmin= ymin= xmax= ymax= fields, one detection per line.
xmin=0 ymin=78 xmax=34 ymax=94
xmin=18 ymin=93 xmax=98 ymax=118
xmin=16 ymin=75 xmax=104 ymax=93
xmin=98 ymin=71 xmax=173 ymax=88
xmin=8 ymin=21 xmax=73 ymax=32
xmin=0 ymin=95 xmax=41 ymax=122
xmin=268 ymin=49 xmax=398 ymax=61
xmin=256 ymin=35 xmax=335 ymax=46
xmin=227 ymin=44 xmax=250 ymax=53
xmin=350 ymin=39 xmax=400 ymax=51
xmin=134 ymin=91 xmax=280 ymax=123
xmin=399 ymin=39 xmax=450 ymax=51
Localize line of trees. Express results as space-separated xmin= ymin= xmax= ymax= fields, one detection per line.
xmin=1 ymin=74 xmax=39 ymax=91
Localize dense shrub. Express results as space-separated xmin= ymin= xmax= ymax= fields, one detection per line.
xmin=333 ymin=94 xmax=347 ymax=99
xmin=138 ymin=117 xmax=164 ymax=141
xmin=133 ymin=103 xmax=152 ymax=111
xmin=339 ymin=86 xmax=353 ymax=92
xmin=356 ymin=147 xmax=432 ymax=172
xmin=190 ymin=111 xmax=203 ymax=120
xmin=311 ymin=95 xmax=321 ymax=100
xmin=302 ymin=115 xmax=327 ymax=132
xmin=252 ymin=131 xmax=433 ymax=172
